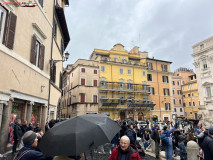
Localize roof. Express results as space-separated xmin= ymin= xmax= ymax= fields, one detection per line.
xmin=146 ymin=58 xmax=172 ymax=64
xmin=55 ymin=6 xmax=70 ymax=49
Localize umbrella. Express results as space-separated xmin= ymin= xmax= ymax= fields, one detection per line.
xmin=38 ymin=114 xmax=121 ymax=156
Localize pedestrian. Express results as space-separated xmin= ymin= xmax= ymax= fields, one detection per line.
xmin=45 ymin=122 xmax=49 ymax=132
xmin=143 ymin=130 xmax=150 ymax=150
xmin=111 ymin=132 xmax=120 ymax=153
xmin=34 ymin=123 xmax=40 ymax=132
xmin=21 ymin=120 xmax=28 ymax=134
xmin=14 ymin=131 xmax=53 ymax=160
xmin=200 ymin=126 xmax=213 ymax=160
xmin=28 ymin=122 xmax=34 ymax=131
xmin=161 ymin=126 xmax=175 ymax=160
xmin=125 ymin=125 xmax=136 ymax=145
xmin=151 ymin=124 xmax=160 ymax=159
xmin=120 ymin=121 xmax=127 ymax=137
xmin=109 ymin=135 xmax=141 ymax=160
xmin=12 ymin=119 xmax=22 ymax=154
xmin=178 ymin=132 xmax=187 ymax=160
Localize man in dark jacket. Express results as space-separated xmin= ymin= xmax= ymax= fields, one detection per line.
xmin=21 ymin=120 xmax=28 ymax=134
xmin=12 ymin=119 xmax=22 ymax=154
xmin=15 ymin=131 xmax=52 ymax=160
xmin=200 ymin=126 xmax=213 ymax=160
xmin=125 ymin=125 xmax=136 ymax=145
xmin=151 ymin=124 xmax=160 ymax=159
xmin=120 ymin=121 xmax=127 ymax=137
xmin=109 ymin=136 xmax=141 ymax=160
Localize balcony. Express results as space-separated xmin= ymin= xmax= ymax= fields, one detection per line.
xmin=99 ymin=82 xmax=150 ymax=94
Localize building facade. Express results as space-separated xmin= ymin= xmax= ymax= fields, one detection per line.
xmin=182 ymin=74 xmax=199 ymax=119
xmin=90 ymin=44 xmax=155 ymax=121
xmin=62 ymin=59 xmax=99 ymax=117
xmin=0 ymin=0 xmax=70 ymax=153
xmin=192 ymin=36 xmax=213 ymax=125
xmin=146 ymin=58 xmax=173 ymax=121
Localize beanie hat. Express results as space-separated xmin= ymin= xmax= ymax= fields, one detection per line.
xmin=209 ymin=126 xmax=213 ymax=135
xmin=23 ymin=131 xmax=37 ymax=146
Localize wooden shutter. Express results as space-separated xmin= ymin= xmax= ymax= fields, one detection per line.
xmin=94 ymin=80 xmax=97 ymax=87
xmin=81 ymin=78 xmax=85 ymax=85
xmin=150 ymin=63 xmax=153 ymax=70
xmin=81 ymin=94 xmax=85 ymax=103
xmin=59 ymin=72 xmax=62 ymax=89
xmin=94 ymin=69 xmax=97 ymax=74
xmin=53 ymin=63 xmax=56 ymax=83
xmin=152 ymin=87 xmax=155 ymax=95
xmin=30 ymin=35 xmax=37 ymax=65
xmin=165 ymin=65 xmax=168 ymax=72
xmin=39 ymin=44 xmax=45 ymax=70
xmin=4 ymin=12 xmax=17 ymax=49
xmin=163 ymin=88 xmax=166 ymax=95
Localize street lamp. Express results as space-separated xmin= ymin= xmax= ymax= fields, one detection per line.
xmin=50 ymin=51 xmax=70 ymax=64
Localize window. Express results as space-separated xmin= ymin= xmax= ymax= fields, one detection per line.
xmin=100 ymin=81 xmax=106 ymax=88
xmin=174 ymin=108 xmax=176 ymax=112
xmin=183 ymin=102 xmax=186 ymax=107
xmin=53 ymin=18 xmax=57 ymax=39
xmin=191 ymin=84 xmax=193 ymax=89
xmin=93 ymin=95 xmax=97 ymax=103
xmin=173 ymin=99 xmax=176 ymax=104
xmin=189 ymin=102 xmax=191 ymax=106
xmin=80 ymin=94 xmax=85 ymax=103
xmin=94 ymin=69 xmax=98 ymax=74
xmin=188 ymin=85 xmax=190 ymax=89
xmin=172 ymin=81 xmax=175 ymax=85
xmin=147 ymin=74 xmax=152 ymax=81
xmin=127 ymin=83 xmax=133 ymax=89
xmin=121 ymin=58 xmax=127 ymax=63
xmin=0 ymin=6 xmax=7 ymax=43
xmin=180 ymin=108 xmax=183 ymax=112
xmin=128 ymin=60 xmax=132 ymax=64
xmin=193 ymin=101 xmax=195 ymax=106
xmin=119 ymin=82 xmax=125 ymax=89
xmin=142 ymin=85 xmax=148 ymax=91
xmin=119 ymin=96 xmax=125 ymax=105
xmin=165 ymin=103 xmax=170 ymax=110
xmin=93 ymin=80 xmax=97 ymax=87
xmin=179 ymin=99 xmax=182 ymax=104
xmin=200 ymin=44 xmax=204 ymax=49
xmin=172 ymin=90 xmax=175 ymax=95
xmin=142 ymin=71 xmax=146 ymax=77
xmin=149 ymin=87 xmax=155 ymax=95
xmin=206 ymin=87 xmax=211 ymax=97
xmin=177 ymin=81 xmax=180 ymax=86
xmin=177 ymin=90 xmax=181 ymax=95
xmin=163 ymin=88 xmax=170 ymax=96
xmin=81 ymin=68 xmax=85 ymax=73
xmin=162 ymin=76 xmax=169 ymax=83
xmin=30 ymin=35 xmax=45 ymax=70
xmin=183 ymin=95 xmax=185 ymax=98
xmin=119 ymin=68 xmax=124 ymax=74
xmin=113 ymin=57 xmax=117 ymax=62
xmin=188 ymin=94 xmax=191 ymax=97
xmin=101 ymin=66 xmax=105 ymax=72
xmin=203 ymin=59 xmax=207 ymax=69
xmin=127 ymin=69 xmax=131 ymax=75
xmin=190 ymin=112 xmax=192 ymax=114
xmin=147 ymin=62 xmax=153 ymax=70
xmin=161 ymin=64 xmax=168 ymax=72
xmin=81 ymin=78 xmax=85 ymax=85
xmin=182 ymin=86 xmax=184 ymax=90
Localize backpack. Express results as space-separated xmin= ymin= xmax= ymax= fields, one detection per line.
xmin=160 ymin=133 xmax=169 ymax=146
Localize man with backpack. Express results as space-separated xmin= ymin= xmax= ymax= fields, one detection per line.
xmin=161 ymin=126 xmax=175 ymax=160
xmin=125 ymin=125 xmax=136 ymax=145
xmin=151 ymin=124 xmax=160 ymax=159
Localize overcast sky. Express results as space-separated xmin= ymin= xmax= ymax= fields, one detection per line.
xmin=64 ymin=0 xmax=213 ymax=72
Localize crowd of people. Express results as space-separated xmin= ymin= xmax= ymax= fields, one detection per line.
xmin=9 ymin=118 xmax=213 ymax=160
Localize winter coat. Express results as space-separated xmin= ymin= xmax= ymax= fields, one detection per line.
xmin=21 ymin=125 xmax=28 ymax=135
xmin=108 ymin=145 xmax=141 ymax=160
xmin=16 ymin=146 xmax=53 ymax=160
xmin=13 ymin=124 xmax=22 ymax=140
xmin=125 ymin=129 xmax=136 ymax=145
xmin=200 ymin=135 xmax=213 ymax=160
xmin=111 ymin=132 xmax=120 ymax=145
xmin=178 ymin=134 xmax=187 ymax=143
xmin=151 ymin=128 xmax=160 ymax=143
xmin=120 ymin=125 xmax=127 ymax=137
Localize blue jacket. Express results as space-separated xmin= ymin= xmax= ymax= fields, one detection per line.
xmin=163 ymin=127 xmax=175 ymax=137
xmin=200 ymin=135 xmax=213 ymax=160
xmin=16 ymin=146 xmax=52 ymax=160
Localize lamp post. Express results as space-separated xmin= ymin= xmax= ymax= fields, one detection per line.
xmin=47 ymin=51 xmax=70 ymax=122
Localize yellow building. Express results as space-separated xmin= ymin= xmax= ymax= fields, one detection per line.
xmin=182 ymin=74 xmax=199 ymax=119
xmin=90 ymin=44 xmax=155 ymax=121
xmin=146 ymin=58 xmax=174 ymax=121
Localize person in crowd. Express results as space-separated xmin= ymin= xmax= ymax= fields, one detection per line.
xmin=178 ymin=131 xmax=187 ymax=160
xmin=12 ymin=119 xmax=22 ymax=154
xmin=111 ymin=132 xmax=120 ymax=154
xmin=35 ymin=127 xmax=44 ymax=143
xmin=151 ymin=124 xmax=160 ymax=159
xmin=200 ymin=126 xmax=213 ymax=160
xmin=14 ymin=131 xmax=52 ymax=160
xmin=143 ymin=130 xmax=150 ymax=151
xmin=162 ymin=126 xmax=175 ymax=160
xmin=49 ymin=119 xmax=55 ymax=128
xmin=21 ymin=120 xmax=28 ymax=135
xmin=34 ymin=123 xmax=40 ymax=133
xmin=28 ymin=122 xmax=34 ymax=131
xmin=109 ymin=135 xmax=141 ymax=160
xmin=45 ymin=122 xmax=49 ymax=132
xmin=120 ymin=121 xmax=127 ymax=137
xmin=125 ymin=125 xmax=136 ymax=145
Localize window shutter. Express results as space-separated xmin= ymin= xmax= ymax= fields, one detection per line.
xmin=39 ymin=44 xmax=45 ymax=70
xmin=53 ymin=63 xmax=56 ymax=83
xmin=39 ymin=0 xmax=44 ymax=7
xmin=4 ymin=12 xmax=17 ymax=49
xmin=168 ymin=89 xmax=170 ymax=95
xmin=161 ymin=64 xmax=163 ymax=71
xmin=151 ymin=63 xmax=153 ymax=70
xmin=163 ymin=89 xmax=165 ymax=95
xmin=94 ymin=80 xmax=97 ymax=87
xmin=59 ymin=72 xmax=62 ymax=89
xmin=30 ymin=35 xmax=37 ymax=65
xmin=162 ymin=76 xmax=164 ymax=82
xmin=165 ymin=65 xmax=168 ymax=72
xmin=81 ymin=79 xmax=85 ymax=85
xmin=152 ymin=87 xmax=155 ymax=95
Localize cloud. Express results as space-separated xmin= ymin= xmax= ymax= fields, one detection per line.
xmin=64 ymin=0 xmax=213 ymax=72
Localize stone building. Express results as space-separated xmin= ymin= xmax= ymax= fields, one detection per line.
xmin=0 ymin=0 xmax=70 ymax=153
xmin=192 ymin=36 xmax=213 ymax=125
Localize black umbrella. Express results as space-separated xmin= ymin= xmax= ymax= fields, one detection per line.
xmin=38 ymin=114 xmax=121 ymax=156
